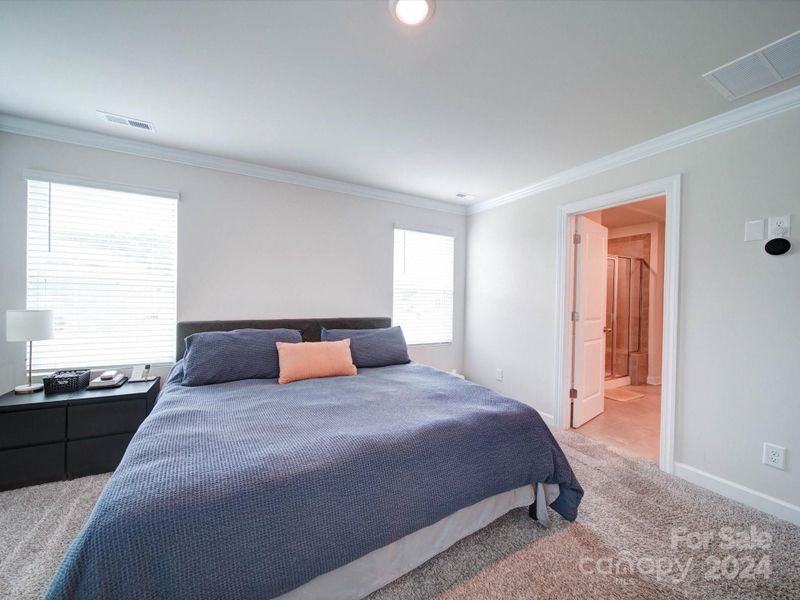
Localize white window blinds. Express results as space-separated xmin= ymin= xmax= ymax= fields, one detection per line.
xmin=26 ymin=179 xmax=178 ymax=371
xmin=392 ymin=228 xmax=454 ymax=345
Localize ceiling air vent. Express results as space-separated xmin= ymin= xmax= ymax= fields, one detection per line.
xmin=97 ymin=110 xmax=155 ymax=132
xmin=704 ymin=30 xmax=800 ymax=101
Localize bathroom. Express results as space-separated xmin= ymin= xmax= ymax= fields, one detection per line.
xmin=577 ymin=196 xmax=665 ymax=461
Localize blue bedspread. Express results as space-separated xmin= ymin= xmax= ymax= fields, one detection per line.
xmin=46 ymin=363 xmax=582 ymax=599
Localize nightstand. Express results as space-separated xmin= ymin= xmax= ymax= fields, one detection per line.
xmin=0 ymin=378 xmax=160 ymax=491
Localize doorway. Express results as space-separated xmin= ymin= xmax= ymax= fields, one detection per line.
xmin=554 ymin=176 xmax=681 ymax=473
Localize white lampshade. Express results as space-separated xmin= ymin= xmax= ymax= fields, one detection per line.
xmin=6 ymin=309 xmax=54 ymax=342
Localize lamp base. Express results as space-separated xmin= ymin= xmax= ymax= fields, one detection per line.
xmin=14 ymin=382 xmax=43 ymax=395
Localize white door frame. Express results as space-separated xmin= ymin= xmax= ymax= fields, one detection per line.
xmin=553 ymin=174 xmax=681 ymax=474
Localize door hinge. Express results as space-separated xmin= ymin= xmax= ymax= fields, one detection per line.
xmin=573 ymin=233 xmax=581 ymax=244
xmin=569 ymin=388 xmax=578 ymax=399
xmin=571 ymin=311 xmax=579 ymax=321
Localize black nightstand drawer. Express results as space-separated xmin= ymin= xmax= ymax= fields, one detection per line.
xmin=0 ymin=443 xmax=65 ymax=491
xmin=0 ymin=378 xmax=158 ymax=488
xmin=67 ymin=398 xmax=146 ymax=439
xmin=67 ymin=433 xmax=134 ymax=478
xmin=0 ymin=407 xmax=65 ymax=450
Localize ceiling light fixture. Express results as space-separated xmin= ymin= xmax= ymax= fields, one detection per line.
xmin=390 ymin=0 xmax=435 ymax=26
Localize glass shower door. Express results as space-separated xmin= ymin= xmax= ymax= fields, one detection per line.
xmin=614 ymin=257 xmax=631 ymax=378
xmin=605 ymin=259 xmax=614 ymax=378
xmin=605 ymin=256 xmax=632 ymax=380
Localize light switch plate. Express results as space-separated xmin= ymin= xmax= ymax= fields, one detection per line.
xmin=768 ymin=216 xmax=791 ymax=237
xmin=744 ymin=219 xmax=765 ymax=241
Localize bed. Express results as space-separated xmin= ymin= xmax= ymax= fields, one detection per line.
xmin=46 ymin=318 xmax=583 ymax=600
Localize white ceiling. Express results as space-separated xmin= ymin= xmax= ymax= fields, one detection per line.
xmin=1 ymin=1 xmax=799 ymax=207
xmin=600 ymin=196 xmax=666 ymax=229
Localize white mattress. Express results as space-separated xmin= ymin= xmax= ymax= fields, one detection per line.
xmin=278 ymin=482 xmax=560 ymax=600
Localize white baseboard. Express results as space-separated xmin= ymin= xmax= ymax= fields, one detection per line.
xmin=647 ymin=375 xmax=661 ymax=385
xmin=537 ymin=411 xmax=555 ymax=429
xmin=604 ymin=377 xmax=630 ymax=389
xmin=674 ymin=462 xmax=800 ymax=526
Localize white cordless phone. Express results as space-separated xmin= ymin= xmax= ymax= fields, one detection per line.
xmin=130 ymin=364 xmax=151 ymax=382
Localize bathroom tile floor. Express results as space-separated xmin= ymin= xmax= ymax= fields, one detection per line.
xmin=575 ymin=384 xmax=661 ymax=462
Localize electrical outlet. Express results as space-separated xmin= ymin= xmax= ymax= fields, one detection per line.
xmin=768 ymin=216 xmax=791 ymax=238
xmin=763 ymin=443 xmax=786 ymax=470
xmin=495 ymin=368 xmax=503 ymax=382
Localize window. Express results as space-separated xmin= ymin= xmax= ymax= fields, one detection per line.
xmin=26 ymin=178 xmax=177 ymax=371
xmin=392 ymin=228 xmax=454 ymax=345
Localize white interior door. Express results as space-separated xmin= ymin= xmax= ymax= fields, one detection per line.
xmin=571 ymin=216 xmax=608 ymax=427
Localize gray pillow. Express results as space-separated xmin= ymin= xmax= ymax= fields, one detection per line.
xmin=321 ymin=326 xmax=410 ymax=368
xmin=182 ymin=328 xmax=302 ymax=386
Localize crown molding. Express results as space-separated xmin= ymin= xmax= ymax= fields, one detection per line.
xmin=468 ymin=85 xmax=800 ymax=215
xmin=7 ymin=84 xmax=798 ymax=218
xmin=0 ymin=114 xmax=467 ymax=216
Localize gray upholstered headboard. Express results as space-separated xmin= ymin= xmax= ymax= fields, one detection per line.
xmin=175 ymin=317 xmax=392 ymax=360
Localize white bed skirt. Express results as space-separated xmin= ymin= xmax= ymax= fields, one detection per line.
xmin=278 ymin=482 xmax=559 ymax=600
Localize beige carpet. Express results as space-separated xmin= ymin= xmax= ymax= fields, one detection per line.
xmin=604 ymin=387 xmax=645 ymax=402
xmin=2 ymin=432 xmax=799 ymax=600
xmin=0 ymin=472 xmax=111 ymax=599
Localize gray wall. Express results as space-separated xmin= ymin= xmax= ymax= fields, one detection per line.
xmin=0 ymin=133 xmax=466 ymax=390
xmin=464 ymin=108 xmax=800 ymax=507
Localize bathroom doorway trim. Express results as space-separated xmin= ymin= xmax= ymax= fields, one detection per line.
xmin=553 ymin=175 xmax=681 ymax=474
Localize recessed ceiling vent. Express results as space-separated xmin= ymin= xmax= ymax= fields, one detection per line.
xmin=704 ymin=30 xmax=800 ymax=101
xmin=97 ymin=110 xmax=155 ymax=132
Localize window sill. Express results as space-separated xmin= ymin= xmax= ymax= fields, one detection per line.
xmin=32 ymin=361 xmax=175 ymax=380
xmin=407 ymin=342 xmax=453 ymax=348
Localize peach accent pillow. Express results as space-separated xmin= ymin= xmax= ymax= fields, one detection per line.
xmin=276 ymin=339 xmax=357 ymax=384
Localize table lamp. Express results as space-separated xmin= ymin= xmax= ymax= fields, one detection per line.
xmin=6 ymin=309 xmax=54 ymax=394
